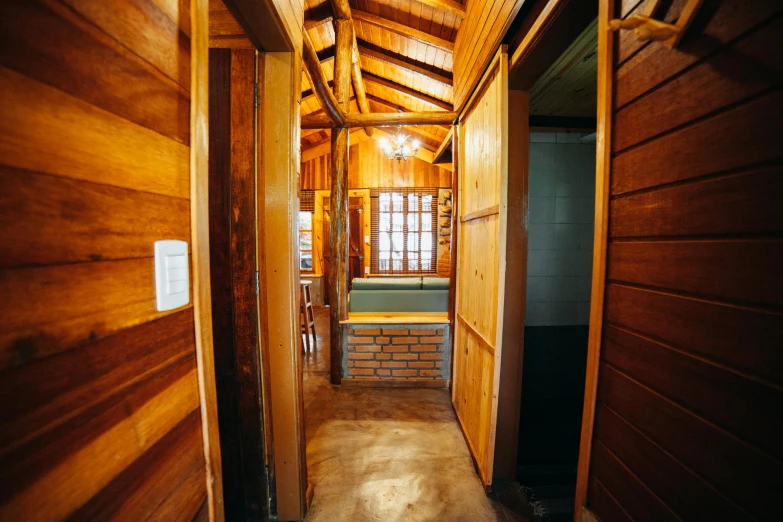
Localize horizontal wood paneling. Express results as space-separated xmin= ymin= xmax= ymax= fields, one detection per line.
xmin=610 ymin=164 xmax=783 ymax=238
xmin=0 ymin=258 xmax=191 ymax=370
xmin=614 ymin=13 xmax=783 ymax=152
xmin=614 ymin=0 xmax=783 ymax=108
xmin=608 ymin=240 xmax=783 ymax=308
xmin=0 ymin=0 xmax=191 ymax=145
xmin=0 ymin=66 xmax=190 ymax=199
xmin=0 ymin=167 xmax=190 ymax=269
xmin=593 ymin=403 xmax=754 ymax=522
xmin=0 ymin=0 xmax=208 ymax=518
xmin=589 ymin=5 xmax=783 ymax=519
xmin=604 ymin=283 xmax=783 ymax=386
xmin=590 ymin=440 xmax=678 ymax=522
xmin=611 ymin=89 xmax=783 ymax=196
xmin=598 ymin=365 xmax=782 ymax=520
xmin=602 ymin=325 xmax=783 ymax=461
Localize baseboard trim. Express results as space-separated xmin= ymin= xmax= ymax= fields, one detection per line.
xmin=341 ymin=378 xmax=450 ymax=388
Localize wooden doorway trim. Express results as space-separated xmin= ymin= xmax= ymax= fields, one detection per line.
xmin=259 ymin=51 xmax=307 ymax=521
xmin=574 ymin=0 xmax=613 ymax=518
xmin=190 ymin=1 xmax=224 ymax=520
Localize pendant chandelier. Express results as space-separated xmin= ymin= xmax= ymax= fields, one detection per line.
xmin=379 ymin=125 xmax=420 ymax=162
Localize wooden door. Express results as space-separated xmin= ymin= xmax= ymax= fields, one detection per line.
xmin=577 ymin=1 xmax=783 ymax=520
xmin=452 ymin=47 xmax=526 ymax=487
xmin=348 ymin=197 xmax=364 ymax=285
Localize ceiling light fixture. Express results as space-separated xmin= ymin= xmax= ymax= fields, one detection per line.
xmin=379 ymin=125 xmax=420 ymax=162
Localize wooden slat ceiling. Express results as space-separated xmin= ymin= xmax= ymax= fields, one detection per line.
xmin=528 ymin=18 xmax=597 ymax=118
xmin=301 ymin=0 xmax=464 ymax=155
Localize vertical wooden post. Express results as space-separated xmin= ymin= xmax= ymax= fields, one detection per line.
xmin=329 ymin=18 xmax=353 ymax=384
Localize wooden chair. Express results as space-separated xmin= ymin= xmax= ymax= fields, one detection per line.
xmin=300 ymin=279 xmax=316 ymax=352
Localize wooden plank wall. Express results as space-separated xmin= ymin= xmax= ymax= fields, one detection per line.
xmin=452 ymin=0 xmax=526 ymax=110
xmin=0 ymin=0 xmax=209 ymax=520
xmin=586 ymin=0 xmax=783 ymax=520
xmin=452 ymin=55 xmax=507 ymax=486
xmin=301 ymin=139 xmax=452 ymax=189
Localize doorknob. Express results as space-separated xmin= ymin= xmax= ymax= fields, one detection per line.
xmin=609 ymin=0 xmax=704 ymax=49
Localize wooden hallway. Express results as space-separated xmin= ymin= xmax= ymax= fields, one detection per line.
xmin=302 ymin=307 xmax=525 ymax=521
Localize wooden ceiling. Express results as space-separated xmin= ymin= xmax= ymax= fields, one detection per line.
xmin=529 ymin=18 xmax=597 ymax=118
xmin=301 ymin=0 xmax=464 ymax=159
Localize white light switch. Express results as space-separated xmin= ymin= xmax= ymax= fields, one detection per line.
xmin=155 ymin=240 xmax=190 ymax=312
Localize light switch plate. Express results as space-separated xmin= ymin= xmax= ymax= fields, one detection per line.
xmin=154 ymin=240 xmax=190 ymax=312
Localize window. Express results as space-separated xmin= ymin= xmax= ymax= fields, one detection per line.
xmin=371 ymin=188 xmax=437 ymax=275
xmin=299 ymin=211 xmax=313 ymax=271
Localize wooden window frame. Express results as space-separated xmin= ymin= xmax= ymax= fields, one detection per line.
xmin=370 ymin=188 xmax=438 ymax=276
xmin=298 ymin=210 xmax=314 ymax=273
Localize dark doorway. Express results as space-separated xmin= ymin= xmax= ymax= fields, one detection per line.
xmin=208 ymin=48 xmax=270 ymax=522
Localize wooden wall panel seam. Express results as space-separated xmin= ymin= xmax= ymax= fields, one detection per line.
xmin=599 ymin=360 xmax=783 ymax=466
xmin=613 ymin=86 xmax=781 ymax=156
xmin=608 ymin=156 xmax=783 ymax=201
xmin=593 ymin=402 xmax=757 ymax=522
xmin=602 ymin=320 xmax=783 ymax=392
xmin=588 ymin=476 xmax=634 ymax=522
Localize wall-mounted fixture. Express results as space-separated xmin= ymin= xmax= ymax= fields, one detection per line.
xmin=609 ymin=0 xmax=704 ymax=49
xmin=154 ymin=240 xmax=190 ymax=312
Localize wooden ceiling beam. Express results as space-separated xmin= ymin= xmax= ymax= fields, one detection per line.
xmin=352 ymin=9 xmax=455 ymax=53
xmin=415 ymin=0 xmax=466 ymax=18
xmin=432 ymin=127 xmax=453 ymax=164
xmin=365 ymin=93 xmax=451 ymax=132
xmin=362 ymin=71 xmax=453 ymax=110
xmin=357 ymin=41 xmax=453 ymax=87
xmin=302 ymin=30 xmax=345 ymax=126
xmin=302 ymin=110 xmax=457 ymax=129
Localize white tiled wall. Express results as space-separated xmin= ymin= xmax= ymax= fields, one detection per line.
xmin=526 ymin=132 xmax=596 ymax=326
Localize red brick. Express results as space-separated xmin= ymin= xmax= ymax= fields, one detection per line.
xmin=419 ymin=353 xmax=443 ymax=360
xmin=348 ymin=336 xmax=374 ymax=344
xmin=346 ymin=345 xmax=356 ymax=352
xmin=355 ymin=361 xmax=381 ymax=368
xmin=375 ymin=336 xmax=390 ymax=344
xmin=410 ymin=328 xmax=436 ymax=336
xmin=408 ymin=361 xmax=435 ymax=369
xmin=383 ymin=328 xmax=408 ymax=335
xmin=381 ymin=361 xmax=407 ymax=368
xmin=382 ymin=345 xmax=408 ymax=353
xmin=410 ymin=345 xmax=437 ymax=352
xmin=392 ymin=370 xmax=417 ymax=377
xmin=420 ymin=336 xmax=444 ymax=344
xmin=348 ymin=361 xmax=354 ymax=367
xmin=420 ymin=370 xmax=442 ymax=377
xmin=350 ymin=368 xmax=375 ymax=376
xmin=354 ymin=328 xmax=381 ymax=336
xmin=355 ymin=345 xmax=381 ymax=353
xmin=348 ymin=353 xmax=374 ymax=360
xmin=436 ymin=328 xmax=444 ymax=335
xmin=376 ymin=369 xmax=391 ymax=376
xmin=375 ymin=353 xmax=391 ymax=360
xmin=393 ymin=353 xmax=418 ymax=361
xmin=347 ymin=328 xmax=355 ymax=334
xmin=435 ymin=362 xmax=443 ymax=369
xmin=392 ymin=337 xmax=418 ymax=344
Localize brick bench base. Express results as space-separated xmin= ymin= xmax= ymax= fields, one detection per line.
xmin=342 ymin=323 xmax=451 ymax=387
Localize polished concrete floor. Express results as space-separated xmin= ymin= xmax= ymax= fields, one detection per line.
xmin=302 ymin=307 xmax=527 ymax=521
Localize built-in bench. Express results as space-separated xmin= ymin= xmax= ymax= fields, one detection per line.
xmin=348 ymin=276 xmax=449 ymax=313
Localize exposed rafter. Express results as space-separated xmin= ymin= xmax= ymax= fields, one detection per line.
xmin=358 ymin=41 xmax=453 ymax=87
xmin=352 ymin=9 xmax=455 ymax=53
xmin=433 ymin=127 xmax=453 ymax=164
xmin=365 ymin=94 xmax=451 ymax=133
xmin=302 ymin=30 xmax=345 ymax=126
xmin=302 ymin=110 xmax=457 ymax=129
xmin=415 ymin=0 xmax=466 ymax=18
xmin=362 ymin=71 xmax=453 ymax=111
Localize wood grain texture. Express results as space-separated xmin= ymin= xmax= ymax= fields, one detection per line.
xmin=0 ymin=0 xmax=211 ymax=518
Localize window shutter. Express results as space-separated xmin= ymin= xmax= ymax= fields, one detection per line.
xmin=300 ymin=190 xmax=315 ymax=212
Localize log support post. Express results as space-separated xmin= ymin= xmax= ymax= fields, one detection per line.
xmin=329 ymin=18 xmax=353 ymax=384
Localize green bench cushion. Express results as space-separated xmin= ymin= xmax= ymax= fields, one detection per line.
xmin=351 ymin=277 xmax=422 ymax=290
xmin=349 ymin=290 xmax=448 ymax=312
